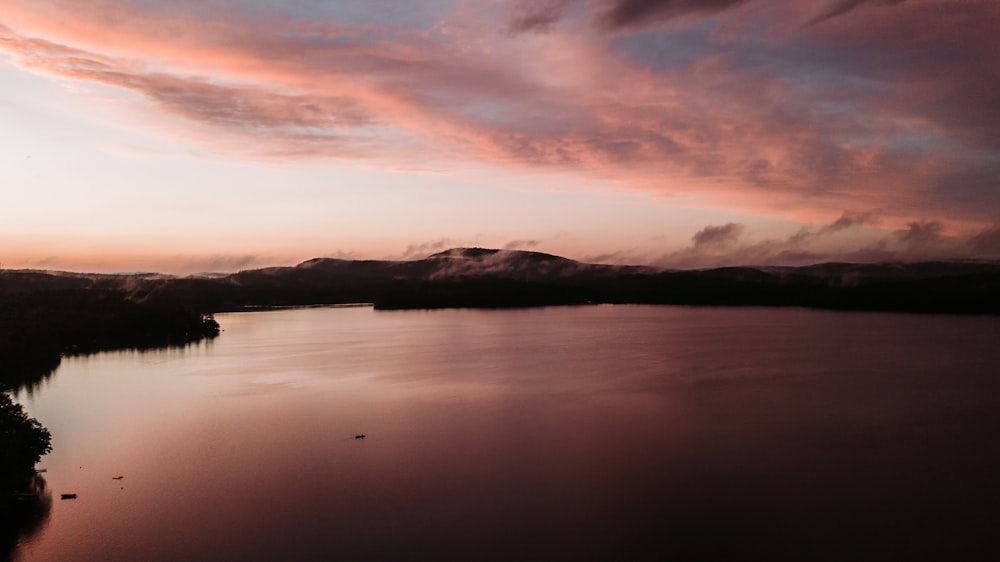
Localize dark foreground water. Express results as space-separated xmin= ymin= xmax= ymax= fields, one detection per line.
xmin=11 ymin=305 xmax=1000 ymax=561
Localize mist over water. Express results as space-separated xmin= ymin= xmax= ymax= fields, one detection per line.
xmin=13 ymin=305 xmax=1000 ymax=561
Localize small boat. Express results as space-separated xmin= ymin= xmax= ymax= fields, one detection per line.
xmin=60 ymin=493 xmax=78 ymax=500
xmin=355 ymin=434 xmax=366 ymax=439
xmin=112 ymin=476 xmax=124 ymax=480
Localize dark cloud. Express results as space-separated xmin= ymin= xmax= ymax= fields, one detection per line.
xmin=502 ymin=239 xmax=541 ymax=250
xmin=655 ymin=213 xmax=1000 ymax=269
xmin=504 ymin=0 xmax=751 ymax=34
xmin=597 ymin=0 xmax=749 ymax=30
xmin=692 ymin=223 xmax=744 ymax=250
xmin=500 ymin=0 xmax=910 ymax=35
xmin=506 ymin=0 xmax=570 ymax=35
xmin=806 ymin=0 xmax=907 ymax=27
xmin=507 ymin=0 xmax=908 ymax=34
xmin=897 ymin=220 xmax=943 ymax=247
xmin=785 ymin=211 xmax=878 ymax=247
xmin=828 ymin=211 xmax=879 ymax=231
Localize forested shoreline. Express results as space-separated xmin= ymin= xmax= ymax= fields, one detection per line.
xmin=0 ymin=290 xmax=220 ymax=392
xmin=3 ymin=249 xmax=999 ymax=389
xmin=0 ymin=288 xmax=219 ymax=557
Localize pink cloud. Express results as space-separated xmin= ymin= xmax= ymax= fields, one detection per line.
xmin=1 ymin=0 xmax=997 ymax=233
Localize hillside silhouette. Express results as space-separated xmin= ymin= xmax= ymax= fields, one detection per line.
xmin=131 ymin=248 xmax=1000 ymax=313
xmin=3 ymin=248 xmax=999 ymax=389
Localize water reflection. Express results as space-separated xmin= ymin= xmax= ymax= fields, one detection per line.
xmin=13 ymin=306 xmax=1000 ymax=561
xmin=8 ymin=340 xmax=216 ymax=400
xmin=2 ymin=366 xmax=59 ymax=399
xmin=1 ymin=474 xmax=51 ymax=562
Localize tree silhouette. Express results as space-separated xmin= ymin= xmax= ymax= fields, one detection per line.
xmin=0 ymin=391 xmax=53 ymax=559
xmin=0 ymin=392 xmax=51 ymax=485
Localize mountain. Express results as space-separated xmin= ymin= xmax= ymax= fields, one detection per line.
xmin=5 ymin=249 xmax=1000 ymax=314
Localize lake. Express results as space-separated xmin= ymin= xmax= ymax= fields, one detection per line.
xmin=11 ymin=305 xmax=1000 ymax=561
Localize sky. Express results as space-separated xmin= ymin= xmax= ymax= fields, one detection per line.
xmin=1 ymin=0 xmax=998 ymax=274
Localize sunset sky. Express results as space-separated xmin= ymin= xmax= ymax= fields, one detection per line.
xmin=1 ymin=0 xmax=998 ymax=273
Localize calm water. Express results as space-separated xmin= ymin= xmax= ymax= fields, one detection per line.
xmin=11 ymin=305 xmax=1000 ymax=561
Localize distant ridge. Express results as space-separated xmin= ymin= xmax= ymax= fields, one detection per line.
xmin=3 ymin=248 xmax=999 ymax=315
